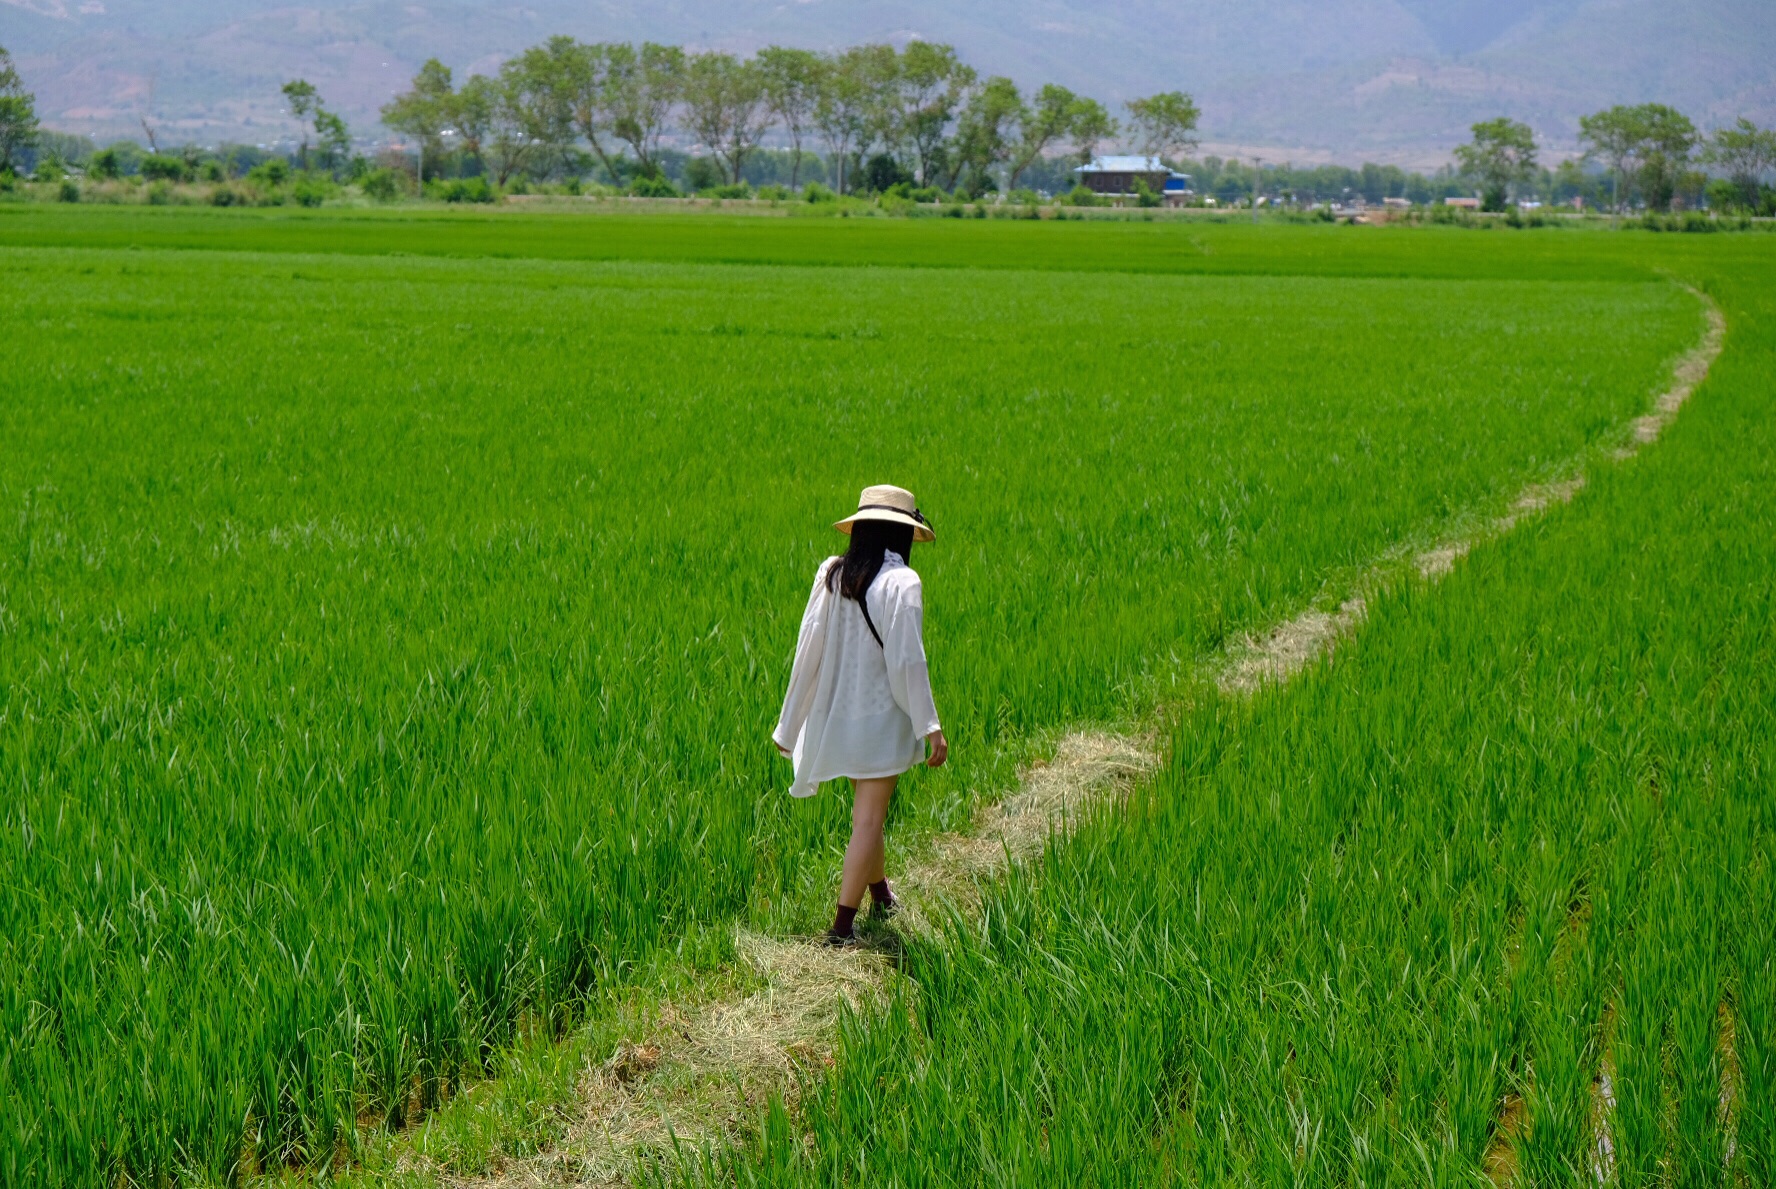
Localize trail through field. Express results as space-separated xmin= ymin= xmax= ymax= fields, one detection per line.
xmin=424 ymin=291 xmax=1723 ymax=1189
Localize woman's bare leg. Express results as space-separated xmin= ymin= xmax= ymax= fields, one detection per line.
xmin=838 ymin=776 xmax=897 ymax=909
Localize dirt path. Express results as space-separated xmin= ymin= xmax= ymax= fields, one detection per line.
xmin=426 ymin=291 xmax=1723 ymax=1189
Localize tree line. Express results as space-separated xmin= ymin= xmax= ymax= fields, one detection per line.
xmin=376 ymin=39 xmax=1201 ymax=195
xmin=4 ymin=35 xmax=1774 ymax=214
xmin=1458 ymin=107 xmax=1776 ymax=214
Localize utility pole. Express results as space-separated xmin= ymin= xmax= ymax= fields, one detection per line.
xmin=1252 ymin=157 xmax=1263 ymax=224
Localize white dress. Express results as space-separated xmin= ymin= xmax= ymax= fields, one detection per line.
xmin=772 ymin=550 xmax=941 ymax=798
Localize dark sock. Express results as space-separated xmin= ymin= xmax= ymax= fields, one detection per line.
xmin=868 ymin=879 xmax=895 ymax=906
xmin=831 ymin=903 xmax=859 ymax=938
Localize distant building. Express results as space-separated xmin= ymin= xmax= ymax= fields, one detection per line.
xmin=1074 ymin=156 xmax=1192 ymax=200
xmin=1443 ymin=196 xmax=1481 ymax=209
xmin=1382 ymin=196 xmax=1411 ymax=209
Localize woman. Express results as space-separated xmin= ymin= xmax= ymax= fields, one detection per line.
xmin=773 ymin=485 xmax=948 ymax=946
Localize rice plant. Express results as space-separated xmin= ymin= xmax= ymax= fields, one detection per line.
xmin=0 ymin=208 xmax=1725 ymax=1184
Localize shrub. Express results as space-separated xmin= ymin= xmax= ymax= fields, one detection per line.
xmin=1062 ymin=184 xmax=1100 ymax=207
xmin=57 ymin=179 xmax=80 ymax=203
xmin=863 ymin=153 xmax=912 ymax=193
xmin=628 ymin=174 xmax=679 ymax=199
xmin=209 ymin=185 xmax=239 ymax=207
xmin=248 ymin=160 xmax=291 ymax=187
xmin=755 ymin=184 xmax=790 ymax=201
xmin=140 ymin=154 xmax=189 ymax=183
xmin=438 ymin=176 xmax=497 ymax=204
xmin=707 ymin=183 xmax=750 ymax=200
xmin=291 ymin=177 xmax=328 ymax=208
xmin=802 ymin=182 xmax=837 ymax=204
xmin=683 ymin=157 xmax=721 ymax=192
xmin=360 ymin=168 xmax=407 ymax=204
xmin=199 ymin=160 xmax=226 ymax=183
xmin=1008 ymin=187 xmax=1041 ymax=206
xmin=146 ymin=181 xmax=172 ymax=206
xmin=909 ymin=185 xmax=945 ymax=204
xmin=33 ymin=158 xmax=65 ymax=183
xmin=1132 ymin=178 xmax=1162 ymax=208
xmin=87 ymin=149 xmax=122 ymax=180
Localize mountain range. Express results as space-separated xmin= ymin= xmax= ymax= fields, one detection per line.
xmin=4 ymin=0 xmax=1773 ymax=167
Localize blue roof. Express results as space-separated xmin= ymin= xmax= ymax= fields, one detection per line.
xmin=1075 ymin=155 xmax=1186 ymax=176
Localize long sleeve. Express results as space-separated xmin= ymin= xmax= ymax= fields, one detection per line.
xmin=879 ymin=574 xmax=941 ymax=740
xmin=772 ymin=561 xmax=835 ymax=755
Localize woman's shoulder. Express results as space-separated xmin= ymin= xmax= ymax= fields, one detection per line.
xmin=877 ymin=564 xmax=923 ymax=593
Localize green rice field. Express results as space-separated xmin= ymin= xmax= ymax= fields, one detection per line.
xmin=0 ymin=206 xmax=1768 ymax=1186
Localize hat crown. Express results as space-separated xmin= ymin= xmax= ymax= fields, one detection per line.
xmin=857 ymin=484 xmax=915 ymax=515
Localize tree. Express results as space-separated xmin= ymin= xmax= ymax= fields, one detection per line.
xmin=847 ymin=43 xmax=904 ymax=184
xmin=944 ymin=75 xmax=1020 ymax=191
xmin=756 ymin=46 xmax=822 ymax=189
xmin=1633 ymin=104 xmax=1696 ymax=212
xmin=282 ymin=80 xmax=321 ymax=170
xmin=1066 ymin=96 xmax=1116 ymax=167
xmin=381 ymin=59 xmax=456 ymax=179
xmin=448 ymin=56 xmax=564 ymax=186
xmin=1125 ymin=91 xmax=1200 ymax=161
xmin=502 ymin=37 xmax=578 ymax=181
xmin=450 ymin=75 xmax=498 ymax=177
xmin=1454 ymin=117 xmax=1536 ymax=212
xmin=1007 ymin=84 xmax=1104 ymax=189
xmin=681 ymin=52 xmax=770 ymax=185
xmin=1580 ymin=103 xmax=1696 ymax=213
xmin=1551 ymin=158 xmax=1602 ymax=208
xmin=896 ymin=41 xmax=975 ymax=186
xmin=1702 ymin=117 xmax=1774 ymax=210
xmin=811 ymin=47 xmax=880 ymax=194
xmin=548 ymin=42 xmax=626 ymax=183
xmin=607 ymin=42 xmax=684 ymax=178
xmin=281 ymin=79 xmax=352 ymax=176
xmin=314 ymin=110 xmax=351 ymax=174
xmin=0 ymin=46 xmax=39 ymax=174
xmin=1578 ymin=106 xmax=1641 ymax=214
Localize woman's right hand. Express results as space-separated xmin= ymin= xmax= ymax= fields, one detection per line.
xmin=925 ymin=729 xmax=948 ymax=768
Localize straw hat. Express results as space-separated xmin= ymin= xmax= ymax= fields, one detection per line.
xmin=833 ymin=484 xmax=935 ymax=543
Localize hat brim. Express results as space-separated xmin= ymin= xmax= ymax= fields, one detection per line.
xmin=834 ymin=510 xmax=935 ymax=543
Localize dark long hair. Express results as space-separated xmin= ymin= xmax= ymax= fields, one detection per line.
xmin=827 ymin=519 xmax=915 ymax=601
